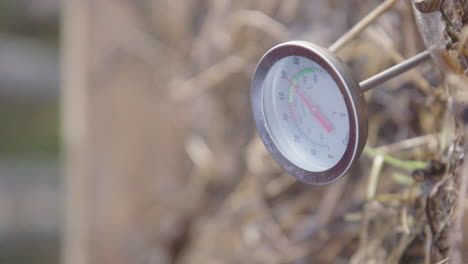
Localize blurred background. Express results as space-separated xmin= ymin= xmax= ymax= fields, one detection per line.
xmin=0 ymin=0 xmax=60 ymax=263
xmin=2 ymin=0 xmax=468 ymax=263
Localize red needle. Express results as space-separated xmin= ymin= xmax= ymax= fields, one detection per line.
xmin=284 ymin=77 xmax=333 ymax=133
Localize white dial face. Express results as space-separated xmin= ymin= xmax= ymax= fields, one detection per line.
xmin=263 ymin=56 xmax=350 ymax=172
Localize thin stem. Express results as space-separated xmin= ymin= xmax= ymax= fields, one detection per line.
xmin=364 ymin=146 xmax=428 ymax=171
xmin=329 ymin=0 xmax=398 ymax=53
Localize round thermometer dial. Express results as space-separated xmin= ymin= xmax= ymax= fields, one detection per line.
xmin=251 ymin=41 xmax=367 ymax=184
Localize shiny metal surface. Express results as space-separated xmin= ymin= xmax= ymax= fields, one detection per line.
xmin=251 ymin=41 xmax=367 ymax=184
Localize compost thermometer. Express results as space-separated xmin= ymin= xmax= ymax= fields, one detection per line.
xmin=251 ymin=41 xmax=431 ymax=184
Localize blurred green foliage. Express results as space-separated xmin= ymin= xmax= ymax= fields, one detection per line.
xmin=0 ymin=1 xmax=60 ymax=263
xmin=0 ymin=0 xmax=60 ymax=157
xmin=0 ymin=0 xmax=59 ymax=43
xmin=0 ymin=101 xmax=59 ymax=156
xmin=0 ymin=236 xmax=59 ymax=264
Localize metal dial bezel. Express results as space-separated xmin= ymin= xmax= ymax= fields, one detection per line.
xmin=251 ymin=41 xmax=367 ymax=184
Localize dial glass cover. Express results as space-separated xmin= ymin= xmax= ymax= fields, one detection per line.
xmin=262 ymin=56 xmax=350 ymax=172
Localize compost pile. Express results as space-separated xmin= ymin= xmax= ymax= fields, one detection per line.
xmin=147 ymin=0 xmax=468 ymax=263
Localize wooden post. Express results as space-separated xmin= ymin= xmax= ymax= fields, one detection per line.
xmin=62 ymin=1 xmax=190 ymax=263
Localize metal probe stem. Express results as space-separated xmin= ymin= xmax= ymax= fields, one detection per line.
xmin=359 ymin=50 xmax=431 ymax=93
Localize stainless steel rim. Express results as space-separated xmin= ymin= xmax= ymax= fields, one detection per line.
xmin=251 ymin=41 xmax=367 ymax=184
